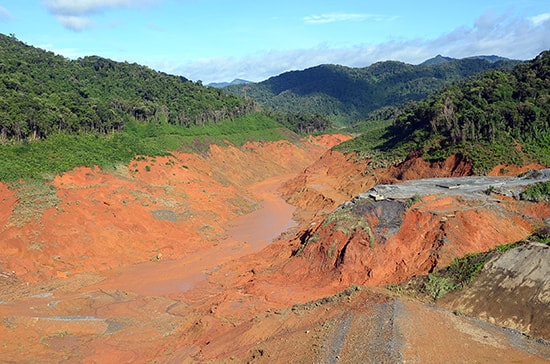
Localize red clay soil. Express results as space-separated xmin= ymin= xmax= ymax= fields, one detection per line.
xmin=488 ymin=162 xmax=548 ymax=176
xmin=1 ymin=136 xmax=549 ymax=363
xmin=0 ymin=134 xmax=350 ymax=282
xmin=275 ymin=194 xmax=550 ymax=291
xmin=0 ymin=135 xmax=351 ymax=361
xmin=277 ymin=149 xmax=550 ymax=289
xmin=279 ymin=150 xmax=479 ymax=223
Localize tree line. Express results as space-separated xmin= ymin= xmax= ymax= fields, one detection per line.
xmin=0 ymin=34 xmax=258 ymax=142
xmin=225 ymin=57 xmax=521 ymax=125
xmin=389 ymin=51 xmax=549 ymax=150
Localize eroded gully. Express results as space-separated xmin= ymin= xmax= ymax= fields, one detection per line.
xmin=89 ymin=173 xmax=298 ymax=296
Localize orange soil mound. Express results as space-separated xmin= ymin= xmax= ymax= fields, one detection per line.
xmin=1 ymin=135 xmax=549 ymax=363
xmin=0 ymin=134 xmax=351 ymax=282
xmin=488 ymin=162 xmax=547 ymax=176
xmin=275 ymin=196 xmax=550 ymax=290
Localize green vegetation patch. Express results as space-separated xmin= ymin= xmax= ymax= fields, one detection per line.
xmin=324 ymin=200 xmax=376 ymax=248
xmin=0 ymin=113 xmax=290 ymax=182
xmin=325 ymin=204 xmax=371 ymax=235
xmin=422 ymin=274 xmax=457 ymax=301
xmin=520 ymin=181 xmax=550 ymax=202
xmin=421 ymin=241 xmax=526 ymax=301
xmin=0 ymin=35 xmax=313 ymax=183
xmin=388 ymin=231 xmax=550 ymax=302
xmin=8 ymin=180 xmax=61 ymax=226
xmin=0 ymin=34 xmax=254 ymax=141
xmin=335 ymin=120 xmax=394 ymax=156
xmin=334 ymin=51 xmax=550 ymax=174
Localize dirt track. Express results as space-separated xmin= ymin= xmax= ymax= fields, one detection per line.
xmin=363 ymin=168 xmax=550 ymax=200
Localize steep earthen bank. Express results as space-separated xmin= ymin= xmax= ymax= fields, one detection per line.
xmin=0 ymin=134 xmax=350 ymax=282
xmin=273 ymin=194 xmax=549 ymax=289
xmin=441 ymin=241 xmax=550 ymax=340
xmin=279 ymin=151 xmax=477 ymax=222
xmin=276 ymin=156 xmax=550 ymax=290
xmin=1 ymin=136 xmax=549 ymax=363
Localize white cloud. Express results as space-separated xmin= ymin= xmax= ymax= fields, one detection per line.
xmin=303 ymin=13 xmax=396 ymax=25
xmin=43 ymin=0 xmax=157 ymax=30
xmin=531 ymin=13 xmax=550 ymax=25
xmin=55 ymin=15 xmax=96 ymax=32
xmin=0 ymin=6 xmax=13 ymax=21
xmin=170 ymin=11 xmax=550 ymax=84
xmin=44 ymin=0 xmax=137 ymax=15
xmin=304 ymin=13 xmax=374 ymax=24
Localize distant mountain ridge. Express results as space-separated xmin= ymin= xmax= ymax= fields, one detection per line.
xmin=225 ymin=55 xmax=521 ymax=125
xmin=420 ymin=54 xmax=457 ymax=65
xmin=208 ymin=78 xmax=252 ymax=88
xmin=335 ymin=50 xmax=550 ymax=175
xmin=385 ymin=50 xmax=550 ymax=171
xmin=421 ymin=54 xmax=512 ymax=65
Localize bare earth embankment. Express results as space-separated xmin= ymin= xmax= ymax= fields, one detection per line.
xmin=1 ymin=137 xmax=550 ymax=363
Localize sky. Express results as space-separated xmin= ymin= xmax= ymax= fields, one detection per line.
xmin=0 ymin=1 xmax=549 ymax=84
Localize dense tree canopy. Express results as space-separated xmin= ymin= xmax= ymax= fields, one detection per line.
xmin=225 ymin=57 xmax=520 ymax=125
xmin=389 ymin=51 xmax=550 ymax=150
xmin=335 ymin=51 xmax=550 ymax=174
xmin=0 ymin=34 xmax=334 ymax=181
xmin=264 ymin=110 xmax=331 ymax=134
xmin=0 ymin=34 xmax=257 ymax=141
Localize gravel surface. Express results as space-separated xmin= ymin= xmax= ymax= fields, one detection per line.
xmin=317 ymin=299 xmax=403 ymax=363
xmin=356 ymin=169 xmax=550 ymax=201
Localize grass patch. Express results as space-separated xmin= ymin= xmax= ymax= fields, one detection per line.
xmin=422 ymin=240 xmax=530 ymax=300
xmin=388 ymin=235 xmax=550 ymax=302
xmin=334 ymin=120 xmax=406 ymax=170
xmin=531 ymin=227 xmax=550 ymax=244
xmin=423 ymin=274 xmax=457 ymax=301
xmin=405 ymin=194 xmax=422 ymax=208
xmin=335 ymin=119 xmax=392 ymax=154
xmin=0 ymin=113 xmax=290 ymax=182
xmin=520 ymin=181 xmax=550 ymax=202
xmin=8 ymin=180 xmax=61 ymax=227
xmin=324 ymin=200 xmax=376 ymax=247
xmin=325 ymin=205 xmax=370 ymax=235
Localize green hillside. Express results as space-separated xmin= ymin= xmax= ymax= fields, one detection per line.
xmin=336 ymin=51 xmax=550 ymax=174
xmin=0 ymin=34 xmax=322 ymax=181
xmin=0 ymin=33 xmax=256 ymax=141
xmin=225 ymin=58 xmax=520 ymax=125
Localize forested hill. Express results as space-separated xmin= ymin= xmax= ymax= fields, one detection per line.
xmin=225 ymin=57 xmax=520 ymax=125
xmin=389 ymin=50 xmax=550 ymax=155
xmin=337 ymin=51 xmax=550 ymax=174
xmin=0 ymin=34 xmax=255 ymax=141
xmin=420 ymin=54 xmax=510 ymax=66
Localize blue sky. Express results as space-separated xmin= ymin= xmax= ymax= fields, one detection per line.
xmin=0 ymin=1 xmax=549 ymax=84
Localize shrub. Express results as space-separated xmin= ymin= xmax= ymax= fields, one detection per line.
xmin=405 ymin=194 xmax=422 ymax=208
xmin=520 ymin=181 xmax=550 ymax=202
xmin=423 ymin=274 xmax=457 ymax=300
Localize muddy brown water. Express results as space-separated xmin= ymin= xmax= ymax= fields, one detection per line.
xmin=91 ymin=174 xmax=297 ymax=296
